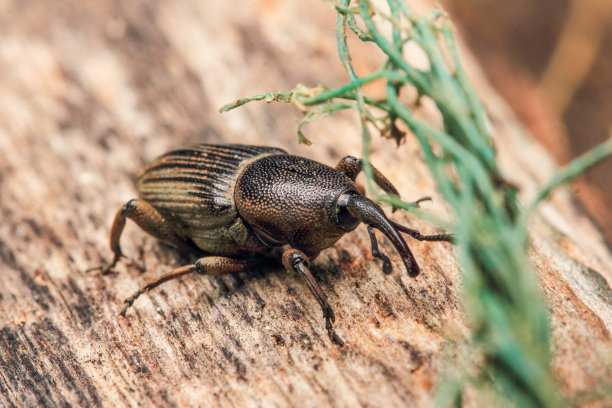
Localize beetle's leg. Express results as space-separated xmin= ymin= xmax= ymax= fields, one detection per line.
xmin=367 ymin=226 xmax=393 ymax=274
xmin=88 ymin=199 xmax=189 ymax=275
xmin=390 ymin=220 xmax=456 ymax=244
xmin=410 ymin=196 xmax=432 ymax=207
xmin=368 ymin=221 xmax=453 ymax=274
xmin=121 ymin=256 xmax=256 ymax=316
xmin=336 ymin=156 xmax=404 ymax=210
xmin=282 ymin=249 xmax=344 ymax=346
xmin=337 ymin=157 xmax=442 ymax=213
xmin=336 ymin=156 xmax=399 ymax=196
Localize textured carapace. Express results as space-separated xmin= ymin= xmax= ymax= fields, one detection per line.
xmin=92 ymin=143 xmax=454 ymax=345
xmin=235 ymin=154 xmax=359 ymax=256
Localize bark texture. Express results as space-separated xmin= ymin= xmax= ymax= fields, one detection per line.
xmin=0 ymin=1 xmax=611 ymax=407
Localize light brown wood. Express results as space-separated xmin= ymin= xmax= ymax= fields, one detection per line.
xmin=0 ymin=1 xmax=611 ymax=407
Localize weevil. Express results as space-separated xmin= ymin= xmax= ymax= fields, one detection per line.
xmin=91 ymin=144 xmax=453 ymax=345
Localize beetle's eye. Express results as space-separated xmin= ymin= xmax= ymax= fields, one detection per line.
xmin=335 ymin=191 xmax=360 ymax=231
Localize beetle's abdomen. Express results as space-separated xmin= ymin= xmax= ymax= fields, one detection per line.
xmin=138 ymin=144 xmax=286 ymax=254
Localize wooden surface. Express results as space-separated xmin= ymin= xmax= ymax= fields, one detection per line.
xmin=1 ymin=1 xmax=611 ymax=407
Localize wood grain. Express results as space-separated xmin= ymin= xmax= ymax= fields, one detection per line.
xmin=0 ymin=1 xmax=611 ymax=407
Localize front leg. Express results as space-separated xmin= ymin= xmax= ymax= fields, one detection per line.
xmin=282 ymin=248 xmax=344 ymax=346
xmin=336 ymin=156 xmax=399 ymax=199
xmin=337 ymin=156 xmax=436 ymax=214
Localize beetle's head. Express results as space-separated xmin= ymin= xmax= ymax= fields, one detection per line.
xmin=235 ymin=154 xmax=418 ymax=276
xmin=334 ymin=190 xmax=419 ymax=277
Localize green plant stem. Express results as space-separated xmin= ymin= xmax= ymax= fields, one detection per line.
xmin=218 ymin=70 xmax=406 ymax=114
xmin=219 ymin=1 xmax=612 ymax=406
xmin=525 ymin=137 xmax=612 ymax=218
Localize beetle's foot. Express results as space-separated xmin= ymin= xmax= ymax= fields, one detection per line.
xmin=382 ymin=256 xmax=392 ymax=274
xmin=367 ymin=226 xmax=393 ymax=274
xmin=87 ymin=252 xmax=123 ymax=275
xmin=322 ymin=304 xmax=335 ymax=323
xmin=119 ymin=262 xmax=200 ymax=317
xmin=86 ymin=263 xmax=119 ymax=275
xmin=323 ymin=305 xmax=344 ymax=346
xmin=325 ymin=315 xmax=344 ymax=346
xmin=120 ymin=293 xmax=138 ymax=317
xmin=119 ymin=281 xmax=153 ymax=316
xmin=411 ymin=196 xmax=432 ymax=208
xmin=373 ymin=252 xmax=392 ymax=274
xmin=391 ymin=196 xmax=432 ymax=213
xmin=373 ymin=251 xmax=392 ymax=274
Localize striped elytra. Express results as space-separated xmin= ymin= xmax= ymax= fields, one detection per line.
xmin=138 ymin=144 xmax=286 ymax=255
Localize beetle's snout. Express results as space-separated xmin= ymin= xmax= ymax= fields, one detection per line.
xmin=345 ymin=193 xmax=420 ymax=277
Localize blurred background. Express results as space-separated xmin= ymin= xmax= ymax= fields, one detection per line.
xmin=443 ymin=0 xmax=612 ymax=243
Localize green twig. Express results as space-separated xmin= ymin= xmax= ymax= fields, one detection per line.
xmin=219 ymin=1 xmax=612 ymax=406
xmin=524 ymin=137 xmax=612 ymax=218
xmin=219 ymin=91 xmax=292 ymax=113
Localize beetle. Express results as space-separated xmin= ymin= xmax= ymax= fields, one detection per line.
xmin=90 ymin=144 xmax=453 ymax=345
